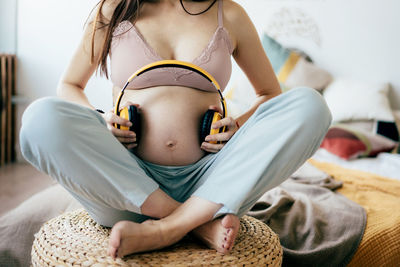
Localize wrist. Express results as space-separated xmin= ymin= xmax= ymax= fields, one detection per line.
xmin=235 ymin=120 xmax=240 ymax=129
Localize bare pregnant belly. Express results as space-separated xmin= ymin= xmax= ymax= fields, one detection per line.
xmin=114 ymin=86 xmax=221 ymax=166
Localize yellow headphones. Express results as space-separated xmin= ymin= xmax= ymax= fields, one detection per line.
xmin=114 ymin=60 xmax=228 ymax=144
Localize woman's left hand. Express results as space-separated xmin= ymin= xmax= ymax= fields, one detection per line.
xmin=201 ymin=106 xmax=239 ymax=153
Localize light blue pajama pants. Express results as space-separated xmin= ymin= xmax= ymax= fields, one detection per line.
xmin=20 ymin=87 xmax=331 ymax=227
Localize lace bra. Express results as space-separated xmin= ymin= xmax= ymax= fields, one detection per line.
xmin=110 ymin=0 xmax=233 ymax=92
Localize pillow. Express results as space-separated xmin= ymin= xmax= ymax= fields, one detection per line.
xmin=261 ymin=33 xmax=332 ymax=91
xmin=333 ymin=119 xmax=399 ymax=142
xmin=323 ymin=78 xmax=394 ymax=122
xmin=320 ymin=124 xmax=397 ymax=160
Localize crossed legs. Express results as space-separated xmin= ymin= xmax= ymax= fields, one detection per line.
xmin=20 ymin=88 xmax=332 ymax=259
xmin=19 ymin=97 xmax=241 ymax=258
xmin=107 ymin=87 xmax=333 ymax=258
xmin=108 ymin=189 xmax=241 ymax=258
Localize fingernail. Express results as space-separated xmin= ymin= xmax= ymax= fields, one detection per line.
xmin=127 ymin=122 xmax=133 ymax=126
xmin=205 ymin=136 xmax=210 ymax=141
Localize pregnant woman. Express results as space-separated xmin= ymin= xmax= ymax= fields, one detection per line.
xmin=20 ymin=0 xmax=331 ymax=259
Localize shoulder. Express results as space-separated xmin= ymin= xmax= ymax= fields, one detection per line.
xmin=222 ymin=0 xmax=251 ymax=26
xmin=222 ymin=1 xmax=256 ymax=50
xmin=88 ymin=0 xmax=122 ymax=22
xmin=101 ymin=0 xmax=122 ymax=20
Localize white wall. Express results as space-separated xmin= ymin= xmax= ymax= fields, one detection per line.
xmin=0 ymin=0 xmax=17 ymax=53
xmin=9 ymin=0 xmax=400 ymax=162
xmin=14 ymin=0 xmax=112 ymax=161
xmin=236 ymin=0 xmax=400 ymax=109
xmin=17 ymin=0 xmax=112 ymax=110
xmin=14 ymin=0 xmax=400 ymax=109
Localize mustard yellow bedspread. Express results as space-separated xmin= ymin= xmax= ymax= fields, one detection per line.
xmin=310 ymin=160 xmax=400 ymax=267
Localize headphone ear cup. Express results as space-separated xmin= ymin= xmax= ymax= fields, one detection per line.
xmin=200 ymin=110 xmax=216 ymax=143
xmin=200 ymin=109 xmax=226 ymax=144
xmin=118 ymin=106 xmax=141 ymax=141
xmin=128 ymin=105 xmax=141 ymax=141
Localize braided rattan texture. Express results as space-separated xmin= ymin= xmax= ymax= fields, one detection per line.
xmin=31 ymin=209 xmax=283 ymax=266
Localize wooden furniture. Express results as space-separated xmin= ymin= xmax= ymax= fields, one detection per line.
xmin=0 ymin=54 xmax=16 ymax=166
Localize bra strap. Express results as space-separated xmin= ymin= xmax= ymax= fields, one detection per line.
xmin=218 ymin=0 xmax=223 ymax=27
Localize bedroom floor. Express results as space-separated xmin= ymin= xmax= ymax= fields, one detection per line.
xmin=0 ymin=162 xmax=54 ymax=217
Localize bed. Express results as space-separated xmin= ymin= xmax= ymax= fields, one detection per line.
xmin=309 ymin=160 xmax=400 ymax=267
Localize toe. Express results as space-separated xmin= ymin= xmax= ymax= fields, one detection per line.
xmin=227 ymin=227 xmax=235 ymax=239
xmin=109 ymin=228 xmax=122 ymax=248
xmin=108 ymin=245 xmax=117 ymax=259
xmin=221 ymin=214 xmax=235 ymax=228
xmin=219 ymin=243 xmax=230 ymax=254
xmin=117 ymin=247 xmax=124 ymax=258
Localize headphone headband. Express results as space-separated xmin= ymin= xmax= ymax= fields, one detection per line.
xmin=115 ymin=60 xmax=226 ymax=117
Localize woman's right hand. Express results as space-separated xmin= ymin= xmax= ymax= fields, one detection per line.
xmin=102 ymin=109 xmax=137 ymax=149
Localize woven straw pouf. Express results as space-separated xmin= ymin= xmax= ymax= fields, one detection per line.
xmin=31 ymin=209 xmax=283 ymax=266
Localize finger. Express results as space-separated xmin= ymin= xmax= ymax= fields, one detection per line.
xmin=211 ymin=117 xmax=235 ymax=130
xmin=205 ymin=131 xmax=233 ymax=143
xmin=110 ymin=113 xmax=133 ymax=127
xmin=111 ymin=128 xmax=136 ymax=138
xmin=118 ymin=136 xmax=137 ymax=144
xmin=201 ymin=142 xmax=224 ymax=153
xmin=126 ymin=143 xmax=138 ymax=150
xmin=105 ymin=111 xmax=132 ymax=127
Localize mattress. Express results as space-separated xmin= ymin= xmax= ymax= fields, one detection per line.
xmin=312 ymin=148 xmax=400 ymax=181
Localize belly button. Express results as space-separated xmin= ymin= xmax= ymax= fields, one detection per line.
xmin=166 ymin=140 xmax=177 ymax=149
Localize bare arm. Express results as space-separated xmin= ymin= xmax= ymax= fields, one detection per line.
xmin=226 ymin=1 xmax=281 ymax=127
xmin=200 ymin=1 xmax=281 ymax=152
xmin=56 ymin=1 xmax=118 ymax=109
xmin=56 ymin=1 xmax=136 ymax=148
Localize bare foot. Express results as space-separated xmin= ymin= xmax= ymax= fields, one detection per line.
xmin=107 ymin=219 xmax=183 ymax=259
xmin=192 ymin=214 xmax=240 ymax=254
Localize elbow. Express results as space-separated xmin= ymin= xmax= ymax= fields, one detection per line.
xmin=256 ymin=88 xmax=282 ymax=102
xmin=56 ymin=81 xmax=84 ymax=97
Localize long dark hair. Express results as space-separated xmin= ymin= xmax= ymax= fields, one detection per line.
xmin=89 ymin=0 xmax=216 ymax=78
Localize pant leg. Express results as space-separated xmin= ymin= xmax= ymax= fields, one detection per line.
xmin=19 ymin=97 xmax=159 ymax=226
xmin=192 ymin=87 xmax=332 ymax=218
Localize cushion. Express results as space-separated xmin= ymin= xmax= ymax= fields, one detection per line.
xmin=323 ymin=78 xmax=394 ymax=122
xmin=331 ymin=119 xmax=399 ymax=142
xmin=261 ymin=33 xmax=332 ymax=91
xmin=31 ymin=210 xmax=283 ymax=266
xmin=320 ymin=124 xmax=397 ymax=160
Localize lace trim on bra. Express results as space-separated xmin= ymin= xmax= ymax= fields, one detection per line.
xmin=112 ymin=20 xmax=233 ymax=81
xmin=112 ymin=20 xmax=133 ymax=36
